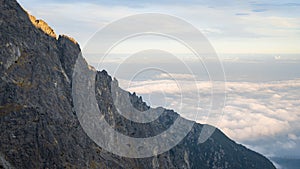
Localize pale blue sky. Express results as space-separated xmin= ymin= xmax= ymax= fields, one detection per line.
xmin=18 ymin=0 xmax=300 ymax=54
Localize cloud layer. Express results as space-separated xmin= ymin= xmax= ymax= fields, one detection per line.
xmin=119 ymin=77 xmax=300 ymax=157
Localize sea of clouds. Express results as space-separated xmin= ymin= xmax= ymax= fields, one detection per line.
xmin=101 ymin=55 xmax=300 ymax=159
xmin=119 ymin=76 xmax=300 ymax=158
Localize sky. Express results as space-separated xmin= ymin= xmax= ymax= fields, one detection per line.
xmin=18 ymin=0 xmax=300 ymax=54
xmin=18 ymin=0 xmax=300 ymax=164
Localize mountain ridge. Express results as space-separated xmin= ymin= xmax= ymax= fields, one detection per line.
xmin=0 ymin=0 xmax=276 ymax=168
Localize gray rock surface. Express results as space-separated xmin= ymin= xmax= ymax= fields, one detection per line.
xmin=0 ymin=0 xmax=276 ymax=168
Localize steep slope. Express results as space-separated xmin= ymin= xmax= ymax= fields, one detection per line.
xmin=0 ymin=0 xmax=276 ymax=168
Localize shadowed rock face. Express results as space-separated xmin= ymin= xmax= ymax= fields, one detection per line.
xmin=0 ymin=0 xmax=276 ymax=169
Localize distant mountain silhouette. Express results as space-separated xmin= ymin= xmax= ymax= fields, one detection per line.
xmin=0 ymin=0 xmax=276 ymax=168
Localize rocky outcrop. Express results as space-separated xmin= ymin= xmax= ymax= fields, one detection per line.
xmin=0 ymin=0 xmax=276 ymax=168
xmin=28 ymin=14 xmax=57 ymax=39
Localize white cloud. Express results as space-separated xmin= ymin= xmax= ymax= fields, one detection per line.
xmin=155 ymin=73 xmax=197 ymax=80
xmin=288 ymin=133 xmax=299 ymax=141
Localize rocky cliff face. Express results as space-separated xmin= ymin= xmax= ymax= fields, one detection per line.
xmin=0 ymin=0 xmax=276 ymax=169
